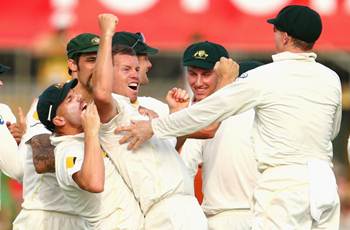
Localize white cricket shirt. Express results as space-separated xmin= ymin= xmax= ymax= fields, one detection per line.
xmin=152 ymin=52 xmax=342 ymax=171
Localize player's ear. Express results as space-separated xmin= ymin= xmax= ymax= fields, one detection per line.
xmin=52 ymin=115 xmax=65 ymax=127
xmin=68 ymin=59 xmax=78 ymax=72
xmin=282 ymin=32 xmax=290 ymax=46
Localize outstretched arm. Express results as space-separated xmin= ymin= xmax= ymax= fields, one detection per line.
xmin=92 ymin=14 xmax=119 ymax=123
xmin=116 ymin=57 xmax=240 ymax=150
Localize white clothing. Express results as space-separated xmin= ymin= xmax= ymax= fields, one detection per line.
xmin=100 ymin=94 xmax=207 ymax=229
xmin=181 ymin=110 xmax=258 ymax=229
xmin=14 ymin=99 xmax=84 ymax=228
xmin=151 ymin=52 xmax=341 ymax=228
xmin=252 ymin=164 xmax=340 ymax=229
xmin=138 ymin=96 xmax=169 ymax=118
xmin=13 ymin=209 xmax=87 ymax=230
xmin=52 ymin=133 xmax=144 ymax=230
xmin=207 ymin=210 xmax=253 ymax=230
xmin=0 ymin=103 xmax=23 ymax=181
xmin=152 ymin=52 xmax=341 ymax=168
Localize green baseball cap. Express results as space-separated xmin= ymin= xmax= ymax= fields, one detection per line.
xmin=112 ymin=31 xmax=158 ymax=55
xmin=267 ymin=5 xmax=322 ymax=43
xmin=66 ymin=33 xmax=100 ymax=59
xmin=37 ymin=79 xmax=78 ymax=132
xmin=182 ymin=41 xmax=229 ymax=69
xmin=0 ymin=64 xmax=10 ymax=74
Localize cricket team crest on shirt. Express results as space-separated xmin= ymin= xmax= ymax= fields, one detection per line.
xmin=193 ymin=50 xmax=209 ymax=60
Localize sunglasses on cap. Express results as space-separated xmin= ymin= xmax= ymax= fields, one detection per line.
xmin=131 ymin=32 xmax=145 ymax=48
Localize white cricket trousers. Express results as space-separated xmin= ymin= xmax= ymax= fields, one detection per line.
xmin=13 ymin=209 xmax=88 ymax=230
xmin=145 ymin=194 xmax=208 ymax=230
xmin=207 ymin=209 xmax=253 ymax=230
xmin=252 ymin=164 xmax=340 ymax=230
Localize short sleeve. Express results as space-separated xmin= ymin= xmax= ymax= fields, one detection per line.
xmin=56 ymin=143 xmax=84 ymax=189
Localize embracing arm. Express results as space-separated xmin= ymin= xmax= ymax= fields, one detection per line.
xmin=30 ymin=134 xmax=55 ymax=173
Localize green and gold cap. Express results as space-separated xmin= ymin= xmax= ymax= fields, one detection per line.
xmin=67 ymin=33 xmax=100 ymax=59
xmin=182 ymin=41 xmax=229 ymax=69
xmin=37 ymin=79 xmax=78 ymax=132
xmin=112 ymin=31 xmax=158 ymax=55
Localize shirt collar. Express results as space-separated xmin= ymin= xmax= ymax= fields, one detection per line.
xmin=112 ymin=93 xmax=139 ymax=108
xmin=50 ymin=132 xmax=84 ymax=146
xmin=272 ymin=51 xmax=317 ymax=62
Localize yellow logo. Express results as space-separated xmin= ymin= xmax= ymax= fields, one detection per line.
xmin=66 ymin=156 xmax=76 ymax=169
xmin=91 ymin=37 xmax=100 ymax=45
xmin=33 ymin=111 xmax=39 ymax=121
xmin=193 ymin=50 xmax=208 ymax=60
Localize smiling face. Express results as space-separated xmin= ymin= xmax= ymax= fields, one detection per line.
xmin=112 ymin=53 xmax=140 ymax=103
xmin=186 ymin=66 xmax=218 ymax=102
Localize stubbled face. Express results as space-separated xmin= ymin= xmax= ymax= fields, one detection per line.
xmin=137 ymin=55 xmax=152 ymax=85
xmin=72 ymin=52 xmax=97 ymax=87
xmin=56 ymin=90 xmax=87 ymax=129
xmin=112 ymin=54 xmax=140 ymax=103
xmin=187 ymin=66 xmax=218 ymax=102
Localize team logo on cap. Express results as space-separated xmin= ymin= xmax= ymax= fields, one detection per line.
xmin=54 ymin=83 xmax=64 ymax=89
xmin=91 ymin=37 xmax=100 ymax=45
xmin=193 ymin=50 xmax=208 ymax=60
xmin=0 ymin=115 xmax=4 ymax=125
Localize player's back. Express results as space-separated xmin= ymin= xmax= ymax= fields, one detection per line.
xmin=246 ymin=54 xmax=342 ymax=169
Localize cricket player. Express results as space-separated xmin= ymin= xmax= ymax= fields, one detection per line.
xmin=12 ymin=33 xmax=101 ymax=229
xmin=112 ymin=31 xmax=169 ymax=117
xmin=117 ymin=5 xmax=341 ymax=229
xmin=175 ymin=41 xmax=261 ymax=230
xmin=0 ymin=64 xmax=23 ymax=181
xmin=35 ymin=79 xmax=143 ymax=229
xmin=92 ymin=14 xmax=207 ymax=229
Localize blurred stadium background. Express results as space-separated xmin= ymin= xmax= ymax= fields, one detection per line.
xmin=0 ymin=0 xmax=349 ymax=229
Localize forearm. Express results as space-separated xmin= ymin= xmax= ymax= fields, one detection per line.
xmin=152 ymin=81 xmax=258 ymax=138
xmin=31 ymin=134 xmax=55 ymax=173
xmin=0 ymin=130 xmax=23 ymax=182
xmin=92 ymin=24 xmax=115 ymax=122
xmin=75 ymin=132 xmax=104 ymax=193
xmin=92 ymin=32 xmax=113 ymax=100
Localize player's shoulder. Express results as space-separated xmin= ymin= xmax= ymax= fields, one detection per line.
xmin=0 ymin=103 xmax=16 ymax=123
xmin=138 ymin=96 xmax=166 ymax=105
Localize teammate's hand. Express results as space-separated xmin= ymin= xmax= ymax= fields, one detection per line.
xmin=115 ymin=120 xmax=154 ymax=151
xmin=98 ymin=14 xmax=118 ymax=37
xmin=138 ymin=106 xmax=159 ymax=120
xmin=166 ymin=87 xmax=190 ymax=113
xmin=7 ymin=107 xmax=26 ymax=145
xmin=81 ymin=102 xmax=100 ymax=135
xmin=214 ymin=57 xmax=239 ymax=90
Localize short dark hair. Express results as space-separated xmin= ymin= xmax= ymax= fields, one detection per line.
xmin=67 ymin=54 xmax=81 ymax=76
xmin=112 ymin=44 xmax=136 ymax=56
xmin=290 ymin=37 xmax=315 ymax=51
